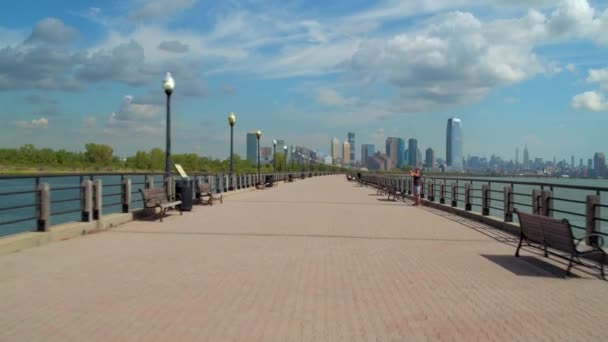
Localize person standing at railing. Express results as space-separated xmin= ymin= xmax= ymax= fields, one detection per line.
xmin=409 ymin=168 xmax=422 ymax=206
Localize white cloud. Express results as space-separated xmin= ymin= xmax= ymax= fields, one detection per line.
xmin=571 ymin=91 xmax=608 ymax=111
xmin=503 ymin=97 xmax=519 ymax=103
xmin=130 ymin=0 xmax=197 ymax=21
xmin=14 ymin=117 xmax=49 ymax=129
xmin=81 ymin=116 xmax=96 ymax=128
xmin=110 ymin=95 xmax=162 ymax=122
xmin=316 ymin=88 xmax=359 ymax=106
xmin=586 ymin=67 xmax=608 ymax=89
xmin=566 ymin=63 xmax=576 ymax=72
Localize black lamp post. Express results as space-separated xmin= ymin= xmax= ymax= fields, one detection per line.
xmin=273 ymin=139 xmax=277 ymax=171
xmin=256 ymin=130 xmax=262 ymax=182
xmin=283 ymin=145 xmax=287 ymax=171
xmin=228 ymin=112 xmax=236 ymax=190
xmin=162 ymin=72 xmax=175 ymax=179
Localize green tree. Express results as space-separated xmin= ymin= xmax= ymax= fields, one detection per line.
xmin=84 ymin=143 xmax=114 ymax=166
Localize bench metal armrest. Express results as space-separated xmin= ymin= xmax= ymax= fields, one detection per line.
xmin=575 ymin=234 xmax=605 ymax=249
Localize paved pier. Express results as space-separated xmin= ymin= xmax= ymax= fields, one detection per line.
xmin=1 ymin=175 xmax=607 ymax=341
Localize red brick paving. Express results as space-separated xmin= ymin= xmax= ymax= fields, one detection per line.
xmin=0 ymin=175 xmax=607 ymax=341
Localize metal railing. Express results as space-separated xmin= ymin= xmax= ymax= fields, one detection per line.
xmin=361 ymin=173 xmax=608 ymax=242
xmin=0 ymin=171 xmax=337 ymax=237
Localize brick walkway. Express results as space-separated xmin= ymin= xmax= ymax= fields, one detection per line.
xmin=1 ymin=175 xmax=607 ymax=341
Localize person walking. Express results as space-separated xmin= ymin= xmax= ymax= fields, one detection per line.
xmin=408 ymin=168 xmax=422 ymax=206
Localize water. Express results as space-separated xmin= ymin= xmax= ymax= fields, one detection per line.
xmin=0 ymin=174 xmax=222 ymax=237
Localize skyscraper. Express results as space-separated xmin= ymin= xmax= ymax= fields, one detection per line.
xmin=571 ymin=156 xmax=575 ymax=168
xmin=246 ymin=132 xmax=258 ymax=164
xmin=385 ymin=137 xmax=402 ymax=170
xmin=331 ymin=138 xmax=340 ymax=162
xmin=361 ymin=144 xmax=375 ymax=166
xmin=347 ymin=132 xmax=355 ymax=163
xmin=515 ymin=147 xmax=519 ymax=165
xmin=425 ymin=148 xmax=435 ymax=168
xmin=343 ymin=141 xmax=351 ymax=165
xmin=446 ymin=118 xmax=463 ymax=170
xmin=523 ymin=145 xmax=529 ymax=169
xmin=594 ymin=152 xmax=606 ymax=177
xmin=408 ymin=138 xmax=418 ymax=167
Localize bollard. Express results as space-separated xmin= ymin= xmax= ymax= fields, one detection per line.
xmin=451 ymin=183 xmax=458 ymax=207
xmin=481 ymin=185 xmax=490 ymax=216
xmin=93 ymin=179 xmax=102 ymax=220
xmin=81 ymin=180 xmax=93 ymax=222
xmin=440 ymin=183 xmax=446 ymax=204
xmin=586 ymin=195 xmax=600 ymax=246
xmin=37 ymin=182 xmax=50 ymax=232
xmin=541 ymin=190 xmax=553 ymax=217
xmin=122 ymin=178 xmax=131 ymax=213
xmin=532 ymin=189 xmax=541 ymax=215
xmin=145 ymin=175 xmax=154 ymax=189
xmin=464 ymin=183 xmax=472 ymax=211
xmin=503 ymin=187 xmax=513 ymax=222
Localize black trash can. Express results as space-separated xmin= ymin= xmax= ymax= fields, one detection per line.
xmin=265 ymin=175 xmax=274 ymax=188
xmin=175 ymin=179 xmax=194 ymax=211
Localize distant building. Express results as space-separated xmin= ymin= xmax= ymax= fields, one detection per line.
xmin=385 ymin=137 xmax=404 ymax=169
xmin=361 ymin=144 xmax=375 ymax=167
xmin=246 ymin=132 xmax=258 ymax=164
xmin=343 ymin=141 xmax=351 ymax=165
xmin=425 ymin=148 xmax=435 ymax=168
xmin=515 ymin=147 xmax=519 ymax=165
xmin=408 ymin=139 xmax=418 ymax=167
xmin=324 ymin=156 xmax=333 ymax=165
xmin=523 ymin=145 xmax=530 ymax=170
xmin=347 ymin=132 xmax=355 ymax=163
xmin=368 ymin=152 xmax=390 ymax=171
xmin=594 ymin=152 xmax=606 ymax=177
xmin=331 ymin=138 xmax=340 ymax=162
xmin=446 ymin=118 xmax=463 ymax=170
xmin=588 ymin=158 xmax=593 ymax=171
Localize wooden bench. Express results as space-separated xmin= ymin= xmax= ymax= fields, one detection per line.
xmin=197 ymin=183 xmax=223 ymax=205
xmin=139 ymin=187 xmax=182 ymax=222
xmin=514 ymin=209 xmax=606 ymax=279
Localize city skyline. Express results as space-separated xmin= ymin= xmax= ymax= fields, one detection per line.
xmin=0 ymin=0 xmax=607 ymax=160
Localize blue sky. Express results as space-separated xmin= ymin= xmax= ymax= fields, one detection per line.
xmin=1 ymin=0 xmax=607 ymax=163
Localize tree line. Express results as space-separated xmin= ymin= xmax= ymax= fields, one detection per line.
xmin=0 ymin=143 xmax=343 ymax=173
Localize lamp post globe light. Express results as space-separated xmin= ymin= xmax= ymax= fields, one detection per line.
xmin=283 ymin=145 xmax=287 ymax=171
xmin=256 ymin=129 xmax=262 ymax=183
xmin=228 ymin=112 xmax=236 ymax=190
xmin=162 ymin=72 xmax=175 ymax=178
xmin=272 ymin=139 xmax=277 ymax=171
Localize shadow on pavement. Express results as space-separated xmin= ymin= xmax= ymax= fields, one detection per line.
xmin=481 ymin=254 xmax=574 ymax=278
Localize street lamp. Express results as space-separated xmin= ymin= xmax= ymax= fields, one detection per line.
xmin=256 ymin=129 xmax=262 ymax=183
xmin=283 ymin=145 xmax=287 ymax=171
xmin=273 ymin=139 xmax=277 ymax=171
xmin=228 ymin=112 xmax=236 ymax=190
xmin=162 ymin=72 xmax=175 ymax=179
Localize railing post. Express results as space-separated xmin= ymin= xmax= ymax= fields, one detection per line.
xmin=407 ymin=178 xmax=412 ymax=195
xmin=81 ymin=180 xmax=93 ymax=222
xmin=532 ymin=189 xmax=541 ymax=215
xmin=122 ymin=178 xmax=131 ymax=213
xmin=451 ymin=183 xmax=457 ymax=207
xmin=465 ymin=183 xmax=472 ymax=211
xmin=93 ymin=179 xmax=102 ymax=220
xmin=481 ymin=185 xmax=490 ymax=216
xmin=541 ymin=190 xmax=553 ymax=217
xmin=145 ymin=175 xmax=154 ymax=189
xmin=586 ymin=195 xmax=600 ymax=246
xmin=428 ymin=182 xmax=434 ymax=202
xmin=503 ymin=186 xmax=513 ymax=222
xmin=440 ymin=183 xmax=446 ymax=204
xmin=37 ymin=182 xmax=50 ymax=232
